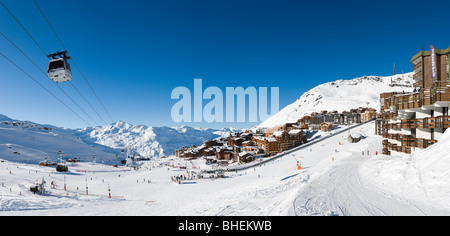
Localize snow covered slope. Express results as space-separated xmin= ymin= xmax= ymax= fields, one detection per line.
xmin=361 ymin=127 xmax=450 ymax=211
xmin=0 ymin=116 xmax=119 ymax=165
xmin=78 ymin=122 xmax=237 ymax=158
xmin=258 ymin=73 xmax=414 ymax=128
xmin=2 ymin=121 xmax=449 ymax=216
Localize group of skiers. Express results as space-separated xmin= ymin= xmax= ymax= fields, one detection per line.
xmin=362 ymin=150 xmax=378 ymax=156
xmin=171 ymin=170 xmax=196 ymax=184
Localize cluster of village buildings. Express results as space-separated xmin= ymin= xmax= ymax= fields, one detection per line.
xmin=175 ymin=107 xmax=377 ymax=164
xmin=174 ymin=46 xmax=450 ymax=163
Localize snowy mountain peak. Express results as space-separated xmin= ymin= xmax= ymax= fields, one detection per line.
xmin=112 ymin=120 xmax=129 ymax=127
xmin=78 ymin=122 xmax=237 ymax=158
xmin=0 ymin=114 xmax=239 ymax=161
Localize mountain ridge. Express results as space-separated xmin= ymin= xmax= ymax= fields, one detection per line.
xmin=78 ymin=121 xmax=238 ymax=158
xmin=0 ymin=114 xmax=237 ymax=160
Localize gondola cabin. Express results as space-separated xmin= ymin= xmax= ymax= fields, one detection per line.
xmin=47 ymin=51 xmax=72 ymax=83
xmin=48 ymin=58 xmax=72 ymax=83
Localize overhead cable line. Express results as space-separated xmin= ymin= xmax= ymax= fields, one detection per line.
xmin=0 ymin=0 xmax=108 ymax=126
xmin=68 ymin=81 xmax=108 ymax=125
xmin=0 ymin=31 xmax=100 ymax=126
xmin=32 ymin=0 xmax=115 ymax=124
xmin=0 ymin=50 xmax=91 ymax=127
xmin=0 ymin=0 xmax=47 ymax=56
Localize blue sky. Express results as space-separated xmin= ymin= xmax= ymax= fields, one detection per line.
xmin=1 ymin=0 xmax=450 ymax=129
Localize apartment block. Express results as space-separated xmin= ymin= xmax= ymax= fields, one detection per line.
xmin=378 ymin=46 xmax=450 ymax=155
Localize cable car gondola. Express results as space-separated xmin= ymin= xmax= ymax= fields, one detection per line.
xmin=47 ymin=51 xmax=72 ymax=83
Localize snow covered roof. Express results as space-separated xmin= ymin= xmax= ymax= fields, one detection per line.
xmin=252 ymin=136 xmax=264 ymax=141
xmin=321 ymin=122 xmax=335 ymax=125
xmin=273 ymin=131 xmax=284 ymax=136
xmin=239 ymin=151 xmax=252 ymax=157
xmin=289 ymin=129 xmax=303 ymax=134
xmin=350 ymin=132 xmax=362 ymax=138
xmin=265 ymin=137 xmax=277 ymax=142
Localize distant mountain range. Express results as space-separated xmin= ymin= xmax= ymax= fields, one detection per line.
xmin=77 ymin=121 xmax=238 ymax=158
xmin=0 ymin=114 xmax=237 ymax=163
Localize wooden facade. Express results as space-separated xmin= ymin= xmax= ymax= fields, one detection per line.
xmin=320 ymin=122 xmax=337 ymax=132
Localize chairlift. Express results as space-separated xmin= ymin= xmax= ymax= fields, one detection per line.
xmin=56 ymin=150 xmax=68 ymax=172
xmin=47 ymin=51 xmax=72 ymax=83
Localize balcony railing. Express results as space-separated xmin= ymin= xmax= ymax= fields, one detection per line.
xmin=436 ymin=116 xmax=450 ymax=129
xmin=416 ymin=138 xmax=437 ymax=149
xmin=430 ymin=81 xmax=450 ymax=105
xmin=382 ymin=116 xmax=450 ymax=130
xmin=416 ymin=118 xmax=424 ymax=128
xmin=389 ymin=133 xmax=402 ymax=141
xmin=424 ymin=117 xmax=436 ymax=128
xmin=384 ymin=81 xmax=450 ymax=114
xmin=382 ymin=137 xmax=437 ymax=155
xmin=383 ymin=123 xmax=401 ymax=130
xmin=398 ymin=93 xmax=419 ymax=110
xmin=401 ymin=119 xmax=415 ymax=129
xmin=381 ymin=112 xmax=398 ymax=122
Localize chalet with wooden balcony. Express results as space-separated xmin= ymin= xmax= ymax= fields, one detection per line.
xmin=288 ymin=129 xmax=307 ymax=147
xmin=297 ymin=116 xmax=314 ymax=126
xmin=320 ymin=122 xmax=337 ymax=132
xmin=273 ymin=131 xmax=291 ymax=152
xmin=258 ymin=137 xmax=278 ymax=156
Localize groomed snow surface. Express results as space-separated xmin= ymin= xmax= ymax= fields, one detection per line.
xmin=1 ymin=122 xmax=450 ymax=216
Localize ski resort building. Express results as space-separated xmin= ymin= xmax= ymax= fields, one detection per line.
xmin=252 ymin=136 xmax=278 ymax=156
xmin=295 ymin=110 xmax=364 ymax=131
xmin=321 ymin=122 xmax=338 ymax=132
xmin=378 ymin=46 xmax=450 ymax=155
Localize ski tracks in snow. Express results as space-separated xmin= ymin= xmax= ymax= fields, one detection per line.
xmin=401 ymin=154 xmax=430 ymax=202
xmin=289 ymin=155 xmax=438 ymax=216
